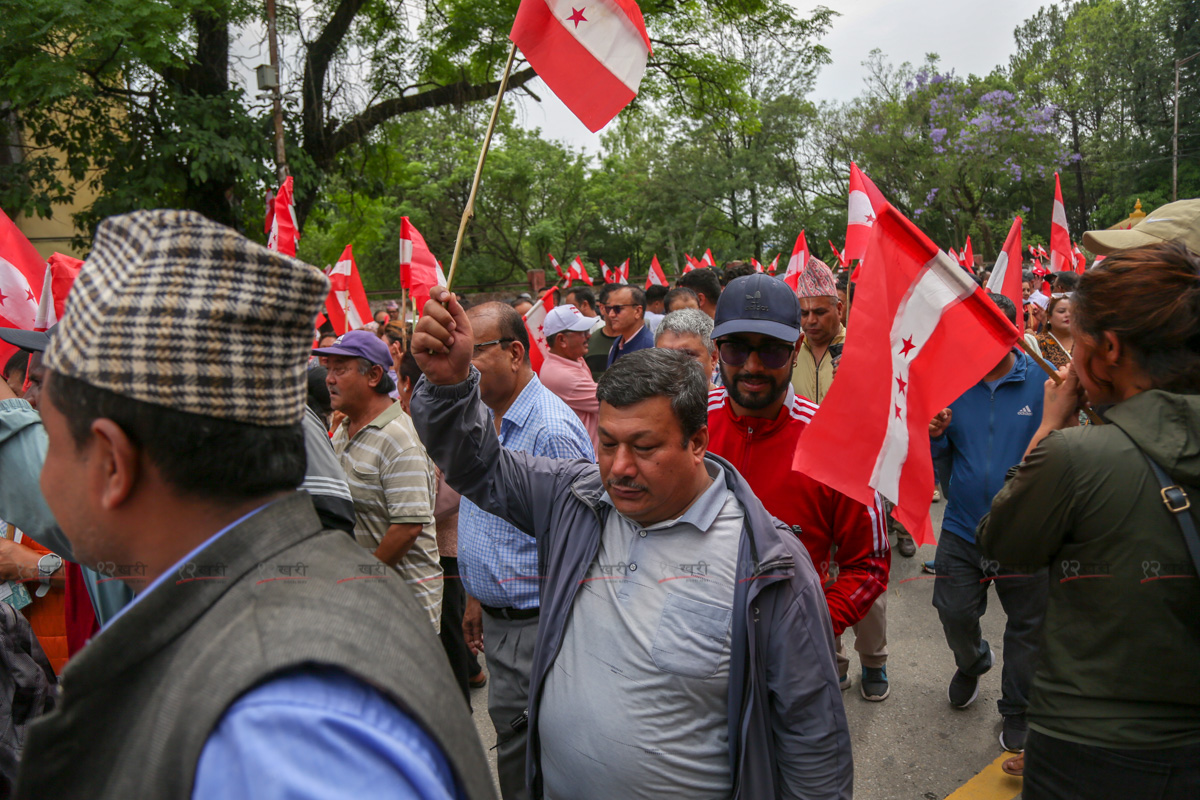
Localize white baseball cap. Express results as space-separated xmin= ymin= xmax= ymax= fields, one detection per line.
xmin=543 ymin=304 xmax=595 ymax=338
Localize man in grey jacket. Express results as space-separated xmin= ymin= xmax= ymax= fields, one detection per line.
xmin=411 ymin=286 xmax=852 ymax=800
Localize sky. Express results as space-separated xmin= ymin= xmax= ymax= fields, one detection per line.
xmin=513 ymin=0 xmax=1050 ymax=153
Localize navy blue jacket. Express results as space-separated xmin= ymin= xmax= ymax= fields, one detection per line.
xmin=931 ymin=350 xmax=1043 ymax=543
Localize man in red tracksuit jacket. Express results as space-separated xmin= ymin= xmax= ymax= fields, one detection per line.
xmin=705 ymin=273 xmax=892 ymax=700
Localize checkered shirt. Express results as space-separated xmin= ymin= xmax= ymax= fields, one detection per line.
xmin=333 ymin=402 xmax=443 ymax=631
xmin=458 ymin=375 xmax=595 ymax=609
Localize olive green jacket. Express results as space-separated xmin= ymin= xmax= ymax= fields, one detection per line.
xmin=978 ymin=390 xmax=1200 ymax=749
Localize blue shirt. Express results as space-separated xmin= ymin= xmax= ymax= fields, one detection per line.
xmin=606 ymin=323 xmax=655 ymax=367
xmin=930 ymin=350 xmax=1044 ymax=543
xmin=98 ymin=502 xmax=460 ymax=800
xmin=194 ymin=669 xmax=461 ymax=800
xmin=458 ymin=373 xmax=595 ymax=608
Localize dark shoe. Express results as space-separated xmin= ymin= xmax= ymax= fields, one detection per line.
xmin=469 ymin=671 xmax=487 ymax=689
xmin=838 ymin=673 xmax=851 ymax=691
xmin=922 ymin=560 xmax=937 ymax=575
xmin=896 ymin=534 xmax=916 ymax=558
xmin=860 ymin=666 xmax=889 ymax=701
xmin=1001 ymin=753 xmax=1024 ymax=776
xmin=1000 ymin=714 xmax=1028 ymax=753
xmin=948 ymin=669 xmax=980 ymax=708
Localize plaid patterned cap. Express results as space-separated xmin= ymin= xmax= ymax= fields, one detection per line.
xmin=794 ymin=257 xmax=837 ymax=298
xmin=45 ymin=209 xmax=329 ymax=427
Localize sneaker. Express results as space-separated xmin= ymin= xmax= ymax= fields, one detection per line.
xmin=932 ymin=487 xmax=942 ymax=502
xmin=948 ymin=669 xmax=980 ymax=708
xmin=860 ymin=666 xmax=889 ymax=701
xmin=896 ymin=534 xmax=916 ymax=558
xmin=1000 ymin=714 xmax=1028 ymax=753
xmin=839 ymin=673 xmax=851 ymax=691
xmin=922 ymin=560 xmax=937 ymax=575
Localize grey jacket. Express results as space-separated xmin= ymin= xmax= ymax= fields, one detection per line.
xmin=412 ymin=369 xmax=852 ymax=799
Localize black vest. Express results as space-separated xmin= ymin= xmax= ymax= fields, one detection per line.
xmin=15 ymin=492 xmax=496 ymax=799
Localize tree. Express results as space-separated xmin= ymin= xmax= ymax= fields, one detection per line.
xmin=0 ymin=0 xmax=820 ymax=243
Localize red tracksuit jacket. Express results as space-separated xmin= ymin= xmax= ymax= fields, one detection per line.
xmin=707 ymin=386 xmax=890 ymax=635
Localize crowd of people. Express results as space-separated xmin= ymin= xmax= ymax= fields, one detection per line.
xmin=0 ymin=198 xmax=1194 ymax=799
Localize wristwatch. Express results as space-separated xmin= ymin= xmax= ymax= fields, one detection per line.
xmin=35 ymin=552 xmax=63 ymax=598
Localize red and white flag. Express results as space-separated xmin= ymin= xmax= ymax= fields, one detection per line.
xmin=509 ymin=0 xmax=652 ymax=133
xmin=265 ymin=176 xmax=299 ymax=257
xmin=828 ymin=240 xmax=848 ymax=270
xmin=701 ymin=248 xmax=716 ymax=268
xmin=985 ymin=217 xmax=1025 ymax=334
xmin=600 ymin=259 xmax=616 ymax=283
xmin=618 ymin=258 xmax=630 ymax=283
xmin=1090 ymin=254 xmax=1106 ymax=270
xmin=35 ymin=253 xmax=83 ymax=331
xmin=549 ymin=253 xmax=567 ymax=282
xmin=522 ymin=287 xmax=558 ymax=374
xmin=0 ymin=210 xmax=44 ymax=339
xmin=1072 ymin=242 xmax=1087 ymax=274
xmin=845 ymin=162 xmax=886 ymax=261
xmin=767 ymin=253 xmax=779 ymax=274
xmin=750 ymin=257 xmax=762 ymax=273
xmin=795 ymin=200 xmax=1019 ymax=545
xmin=645 ymin=254 xmax=668 ymax=288
xmin=399 ymin=217 xmax=447 ymax=318
xmin=568 ymin=256 xmax=593 ymax=286
xmin=947 ymin=247 xmax=958 ymax=263
xmin=326 ymin=245 xmax=372 ymax=334
xmin=783 ymin=231 xmax=810 ymax=292
xmin=958 ymin=236 xmax=975 ymax=274
xmin=682 ymin=253 xmax=702 ymax=273
xmin=1050 ymin=173 xmax=1071 ymax=272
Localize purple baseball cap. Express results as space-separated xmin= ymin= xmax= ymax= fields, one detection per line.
xmin=312 ymin=330 xmax=391 ymax=368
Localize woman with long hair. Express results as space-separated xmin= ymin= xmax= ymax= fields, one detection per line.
xmin=1035 ymin=294 xmax=1074 ymax=368
xmin=978 ymin=241 xmax=1200 ymax=798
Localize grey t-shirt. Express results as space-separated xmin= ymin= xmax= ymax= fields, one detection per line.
xmin=539 ymin=463 xmax=744 ymax=799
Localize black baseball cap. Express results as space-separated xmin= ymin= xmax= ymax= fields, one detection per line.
xmin=711 ymin=274 xmax=801 ymax=343
xmin=0 ymin=324 xmax=57 ymax=353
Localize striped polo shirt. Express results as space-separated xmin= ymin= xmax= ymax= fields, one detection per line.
xmin=332 ymin=401 xmax=443 ymax=631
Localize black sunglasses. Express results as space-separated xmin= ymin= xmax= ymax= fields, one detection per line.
xmin=715 ymin=339 xmax=793 ymax=369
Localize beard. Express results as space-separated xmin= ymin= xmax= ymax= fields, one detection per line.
xmin=722 ymin=367 xmax=789 ymax=411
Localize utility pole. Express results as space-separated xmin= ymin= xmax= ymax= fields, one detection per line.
xmin=1173 ymin=51 xmax=1199 ymax=202
xmin=266 ymin=0 xmax=288 ymax=182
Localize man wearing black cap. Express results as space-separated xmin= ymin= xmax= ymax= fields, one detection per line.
xmin=706 ymin=274 xmax=892 ymax=702
xmin=13 ymin=210 xmax=494 ymax=799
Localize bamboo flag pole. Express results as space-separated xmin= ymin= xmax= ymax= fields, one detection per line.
xmin=443 ymin=42 xmax=519 ymax=292
xmin=1017 ymin=337 xmax=1104 ymax=425
xmin=399 ymin=284 xmax=408 ymax=350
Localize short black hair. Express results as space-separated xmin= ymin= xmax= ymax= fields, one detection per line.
xmin=611 ymin=285 xmax=646 ymax=307
xmin=399 ymin=349 xmax=423 ymax=389
xmin=307 ymin=366 xmax=333 ymax=419
xmin=664 ymin=286 xmax=699 ymax=312
xmin=3 ymin=350 xmax=28 ymax=381
xmin=596 ymin=349 xmax=707 ymax=445
xmin=720 ymin=262 xmax=755 ymax=286
xmin=678 ymin=268 xmax=722 ymax=304
xmin=48 ymin=372 xmax=305 ymax=501
xmin=565 ymin=286 xmax=596 ymax=311
xmin=645 ymin=285 xmax=668 ymax=305
xmin=596 ymin=283 xmax=619 ymax=305
xmin=1051 ymin=271 xmax=1079 ymax=292
xmin=987 ymin=291 xmax=1018 ymax=327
